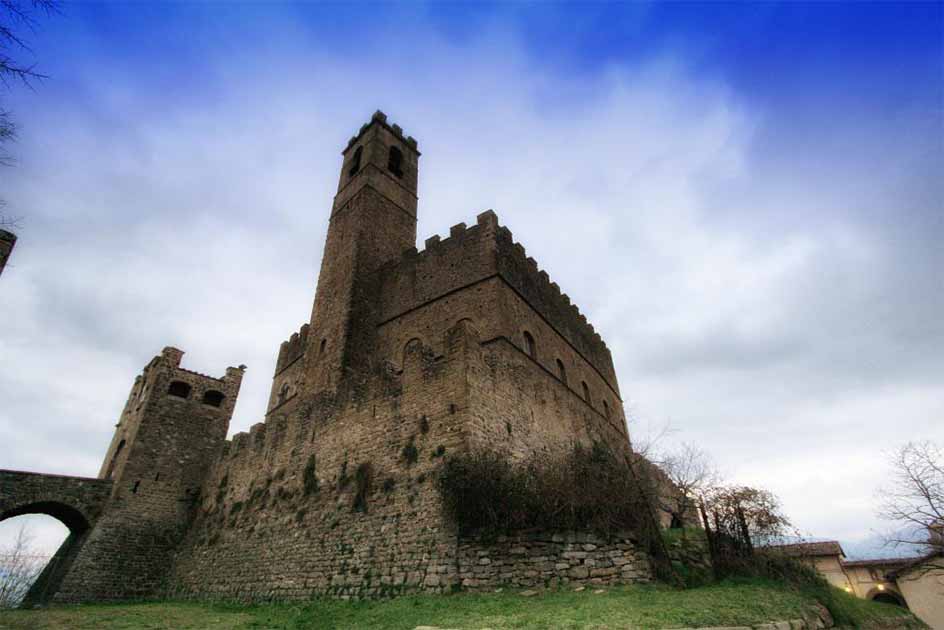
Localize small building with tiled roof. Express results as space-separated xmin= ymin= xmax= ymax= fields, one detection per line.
xmin=886 ymin=550 xmax=944 ymax=628
xmin=766 ymin=540 xmax=853 ymax=593
xmin=768 ymin=538 xmax=943 ymax=626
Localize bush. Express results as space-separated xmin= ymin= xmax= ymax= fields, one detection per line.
xmin=402 ymin=440 xmax=419 ymax=465
xmin=439 ymin=443 xmax=653 ymax=538
xmin=353 ymin=462 xmax=373 ymax=513
xmin=302 ymin=454 xmax=319 ymax=495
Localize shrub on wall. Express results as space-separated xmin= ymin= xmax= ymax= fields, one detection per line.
xmin=303 ymin=454 xmax=319 ymax=495
xmin=438 ymin=443 xmax=656 ymax=538
xmin=438 ymin=443 xmax=676 ymax=582
xmin=353 ymin=462 xmax=373 ymax=513
xmin=401 ymin=440 xmax=419 ymax=465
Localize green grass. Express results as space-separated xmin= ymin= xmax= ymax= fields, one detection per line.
xmin=0 ymin=580 xmax=923 ymax=630
xmin=660 ymin=526 xmax=705 ymax=547
xmin=815 ymin=585 xmax=924 ymax=628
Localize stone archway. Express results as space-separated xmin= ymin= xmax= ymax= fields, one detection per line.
xmin=1 ymin=500 xmax=91 ymax=533
xmin=0 ymin=470 xmax=113 ymax=606
xmin=867 ymin=586 xmax=908 ymax=608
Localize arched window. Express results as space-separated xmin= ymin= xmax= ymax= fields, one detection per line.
xmin=602 ymin=399 xmax=610 ymax=419
xmin=320 ymin=339 xmax=326 ymax=355
xmin=556 ymin=359 xmax=567 ymax=384
xmin=347 ymin=146 xmax=362 ymax=177
xmin=277 ymin=383 xmax=290 ymax=404
xmin=387 ymin=146 xmax=404 ymax=178
xmin=581 ymin=381 xmax=591 ymax=404
xmin=202 ymin=390 xmax=225 ymax=408
xmin=523 ymin=331 xmax=536 ymax=359
xmin=168 ymin=381 xmax=191 ymax=399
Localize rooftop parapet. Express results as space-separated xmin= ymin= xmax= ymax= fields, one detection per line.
xmin=400 ymin=210 xmax=500 ymax=263
xmin=379 ymin=209 xmax=617 ymax=392
xmin=345 ymin=110 xmax=419 ymax=155
xmin=275 ymin=323 xmax=310 ymax=375
xmin=158 ymin=346 xmax=244 ymax=385
xmin=493 ymin=222 xmax=617 ymax=391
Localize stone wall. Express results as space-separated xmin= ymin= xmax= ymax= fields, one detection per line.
xmin=456 ymin=530 xmax=650 ymax=590
xmin=375 ymin=211 xmax=629 ymax=455
xmin=167 ymin=322 xmax=479 ymax=601
xmin=166 ymin=317 xmax=646 ymax=602
xmin=376 ymin=211 xmax=621 ymax=408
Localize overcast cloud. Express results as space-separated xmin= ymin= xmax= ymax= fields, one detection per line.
xmin=1 ymin=4 xmax=941 ymax=559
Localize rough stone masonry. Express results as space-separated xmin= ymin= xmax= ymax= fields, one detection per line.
xmin=0 ymin=111 xmax=652 ymax=603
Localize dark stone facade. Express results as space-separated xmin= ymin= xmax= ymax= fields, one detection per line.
xmin=2 ymin=112 xmax=650 ymax=603
xmin=0 ymin=229 xmax=16 ymax=278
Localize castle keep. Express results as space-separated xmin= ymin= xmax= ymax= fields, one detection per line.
xmin=0 ymin=112 xmax=651 ymax=603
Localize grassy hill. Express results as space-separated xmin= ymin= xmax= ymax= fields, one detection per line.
xmin=0 ymin=579 xmax=923 ymax=629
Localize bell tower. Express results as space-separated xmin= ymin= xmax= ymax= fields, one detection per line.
xmin=306 ymin=111 xmax=420 ymax=393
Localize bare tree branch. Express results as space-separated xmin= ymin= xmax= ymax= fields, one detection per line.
xmin=0 ymin=0 xmax=58 ymax=222
xmin=659 ymin=442 xmax=721 ymax=527
xmin=877 ymin=441 xmax=944 ymax=554
xmin=0 ymin=524 xmax=48 ymax=609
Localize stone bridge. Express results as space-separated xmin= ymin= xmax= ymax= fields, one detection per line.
xmin=0 ymin=469 xmax=113 ymax=605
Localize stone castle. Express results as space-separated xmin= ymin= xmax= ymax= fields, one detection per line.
xmin=0 ymin=112 xmax=652 ymax=604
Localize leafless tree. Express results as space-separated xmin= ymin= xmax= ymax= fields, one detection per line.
xmin=704 ymin=484 xmax=796 ymax=543
xmin=0 ymin=0 xmax=57 ymax=224
xmin=877 ymin=441 xmax=943 ymax=563
xmin=660 ymin=442 xmax=721 ymax=528
xmin=0 ymin=524 xmax=48 ymax=609
xmin=626 ymin=407 xmax=675 ymax=460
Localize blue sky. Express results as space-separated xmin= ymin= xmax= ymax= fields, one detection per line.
xmin=1 ymin=1 xmax=942 ymax=561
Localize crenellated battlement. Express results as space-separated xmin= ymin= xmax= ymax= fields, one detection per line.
xmin=376 ymin=209 xmax=617 ymax=391
xmin=174 ymin=366 xmax=226 ymax=383
xmin=345 ymin=109 xmax=419 ymax=155
xmin=494 ymin=226 xmax=606 ymax=345
xmin=401 ymin=211 xmax=608 ymax=354
xmin=492 ymin=219 xmax=617 ymax=390
xmin=275 ymin=323 xmax=309 ymax=375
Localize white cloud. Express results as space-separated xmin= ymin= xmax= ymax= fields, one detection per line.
xmin=1 ymin=16 xmax=940 ymax=559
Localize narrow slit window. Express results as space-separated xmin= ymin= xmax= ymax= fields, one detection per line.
xmin=556 ymin=359 xmax=567 ymax=384
xmin=603 ymin=399 xmax=610 ymax=419
xmin=581 ymin=381 xmax=591 ymax=404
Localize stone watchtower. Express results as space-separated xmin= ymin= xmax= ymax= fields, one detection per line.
xmin=26 ymin=348 xmax=244 ymax=602
xmin=4 ymin=111 xmax=649 ymax=604
xmin=306 ymin=111 xmax=421 ymax=393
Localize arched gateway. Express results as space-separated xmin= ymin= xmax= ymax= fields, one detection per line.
xmin=0 ymin=469 xmax=112 ymax=605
